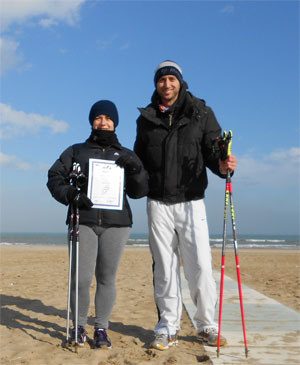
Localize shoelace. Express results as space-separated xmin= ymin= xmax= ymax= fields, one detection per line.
xmin=156 ymin=334 xmax=167 ymax=339
xmin=204 ymin=327 xmax=217 ymax=335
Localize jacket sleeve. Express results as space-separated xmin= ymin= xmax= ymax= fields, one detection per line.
xmin=133 ymin=116 xmax=147 ymax=168
xmin=47 ymin=145 xmax=74 ymax=205
xmin=124 ymin=150 xmax=149 ymax=199
xmin=201 ymin=107 xmax=226 ymax=178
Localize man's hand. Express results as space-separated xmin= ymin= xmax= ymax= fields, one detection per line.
xmin=219 ymin=154 xmax=237 ymax=174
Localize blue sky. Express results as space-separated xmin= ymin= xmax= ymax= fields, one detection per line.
xmin=1 ymin=0 xmax=299 ymax=235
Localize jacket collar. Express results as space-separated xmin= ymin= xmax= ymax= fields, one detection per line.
xmin=85 ymin=138 xmax=122 ymax=150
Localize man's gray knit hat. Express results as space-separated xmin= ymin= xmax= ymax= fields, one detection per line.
xmin=154 ymin=60 xmax=183 ymax=86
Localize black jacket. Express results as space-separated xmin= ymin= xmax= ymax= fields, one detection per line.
xmin=134 ymin=83 xmax=225 ymax=203
xmin=47 ymin=138 xmax=148 ymax=227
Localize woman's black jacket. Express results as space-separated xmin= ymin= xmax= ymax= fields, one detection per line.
xmin=134 ymin=86 xmax=225 ymax=203
xmin=47 ymin=138 xmax=149 ymax=227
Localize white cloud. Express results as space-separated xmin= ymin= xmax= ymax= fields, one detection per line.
xmin=59 ymin=48 xmax=68 ymax=54
xmin=267 ymin=147 xmax=300 ymax=164
xmin=97 ymin=34 xmax=118 ymax=50
xmin=120 ymin=42 xmax=130 ymax=50
xmin=38 ymin=162 xmax=51 ymax=171
xmin=0 ymin=103 xmax=69 ymax=139
xmin=0 ymin=0 xmax=87 ymax=31
xmin=39 ymin=17 xmax=59 ymax=28
xmin=0 ymin=37 xmax=23 ymax=75
xmin=0 ymin=0 xmax=86 ymax=75
xmin=17 ymin=62 xmax=33 ymax=73
xmin=234 ymin=148 xmax=300 ymax=187
xmin=221 ymin=5 xmax=235 ymax=14
xmin=0 ymin=152 xmax=32 ymax=170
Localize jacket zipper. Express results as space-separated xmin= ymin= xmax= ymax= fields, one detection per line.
xmin=98 ymin=211 xmax=102 ymax=225
xmin=163 ymin=113 xmax=174 ymax=198
xmin=97 ymin=147 xmax=106 ymax=226
xmin=169 ymin=113 xmax=173 ymax=127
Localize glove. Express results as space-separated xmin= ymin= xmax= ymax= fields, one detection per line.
xmin=115 ymin=155 xmax=141 ymax=174
xmin=67 ymin=187 xmax=93 ymax=209
xmin=75 ymin=193 xmax=93 ymax=209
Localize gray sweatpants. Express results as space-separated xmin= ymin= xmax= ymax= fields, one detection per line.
xmin=70 ymin=224 xmax=130 ymax=329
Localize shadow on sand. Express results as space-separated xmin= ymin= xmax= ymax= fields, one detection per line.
xmin=1 ymin=294 xmax=181 ymax=348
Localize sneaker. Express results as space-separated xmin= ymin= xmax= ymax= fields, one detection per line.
xmin=69 ymin=326 xmax=87 ymax=346
xmin=150 ymin=333 xmax=178 ymax=351
xmin=197 ymin=327 xmax=227 ymax=347
xmin=93 ymin=329 xmax=112 ymax=349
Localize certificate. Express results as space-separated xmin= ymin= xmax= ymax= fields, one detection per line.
xmin=87 ymin=159 xmax=124 ymax=210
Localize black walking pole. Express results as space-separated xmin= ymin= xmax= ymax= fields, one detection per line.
xmin=66 ymin=202 xmax=74 ymax=348
xmin=73 ymin=191 xmax=80 ymax=353
xmin=65 ymin=163 xmax=84 ymax=353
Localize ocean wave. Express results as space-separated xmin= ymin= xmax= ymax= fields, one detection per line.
xmin=127 ymin=238 xmax=149 ymax=242
xmin=1 ymin=233 xmax=298 ymax=248
xmin=210 ymin=243 xmax=299 ymax=249
xmin=240 ymin=239 xmax=285 ymax=243
xmin=1 ymin=242 xmax=298 ymax=249
xmin=210 ymin=238 xmax=289 ymax=243
xmin=0 ymin=242 xmax=28 ymax=246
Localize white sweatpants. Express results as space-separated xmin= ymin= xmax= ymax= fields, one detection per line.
xmin=147 ymin=198 xmax=218 ymax=336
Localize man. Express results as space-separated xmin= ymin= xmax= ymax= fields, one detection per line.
xmin=134 ymin=61 xmax=237 ymax=350
xmin=47 ymin=100 xmax=148 ymax=349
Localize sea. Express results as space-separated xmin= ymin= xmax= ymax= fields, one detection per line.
xmin=0 ymin=232 xmax=299 ymax=249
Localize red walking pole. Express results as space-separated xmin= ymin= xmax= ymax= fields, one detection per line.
xmin=216 ymin=164 xmax=230 ymax=357
xmin=217 ymin=131 xmax=249 ymax=358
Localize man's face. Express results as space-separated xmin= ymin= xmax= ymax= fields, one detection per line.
xmin=93 ymin=115 xmax=114 ymax=130
xmin=156 ymin=75 xmax=181 ymax=106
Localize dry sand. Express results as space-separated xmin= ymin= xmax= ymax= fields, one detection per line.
xmin=0 ymin=245 xmax=299 ymax=365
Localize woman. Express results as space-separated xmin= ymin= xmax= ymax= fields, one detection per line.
xmin=47 ymin=100 xmax=148 ymax=349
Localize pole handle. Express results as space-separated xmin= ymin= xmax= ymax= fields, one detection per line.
xmin=218 ymin=130 xmax=233 ymax=161
xmin=227 ymin=130 xmax=233 ymax=157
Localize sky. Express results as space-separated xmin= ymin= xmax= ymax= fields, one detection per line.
xmin=0 ymin=0 xmax=299 ymax=236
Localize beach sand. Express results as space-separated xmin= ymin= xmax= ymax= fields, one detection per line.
xmin=0 ymin=245 xmax=299 ymax=365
